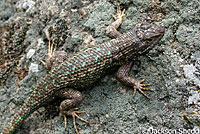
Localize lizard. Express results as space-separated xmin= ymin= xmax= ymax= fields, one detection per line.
xmin=2 ymin=3 xmax=165 ymax=134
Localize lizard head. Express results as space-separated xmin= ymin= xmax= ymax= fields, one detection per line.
xmin=135 ymin=22 xmax=165 ymax=55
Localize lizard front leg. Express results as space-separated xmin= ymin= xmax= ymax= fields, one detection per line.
xmin=105 ymin=3 xmax=126 ymax=39
xmin=107 ymin=3 xmax=153 ymax=98
xmin=55 ymin=88 xmax=88 ymax=134
xmin=117 ymin=61 xmax=153 ymax=98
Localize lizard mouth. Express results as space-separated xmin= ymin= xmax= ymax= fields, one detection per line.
xmin=148 ymin=32 xmax=164 ymax=51
xmin=143 ymin=33 xmax=164 ymax=54
xmin=138 ymin=25 xmax=165 ymax=55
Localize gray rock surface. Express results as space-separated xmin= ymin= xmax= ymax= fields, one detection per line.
xmin=0 ymin=0 xmax=200 ymax=133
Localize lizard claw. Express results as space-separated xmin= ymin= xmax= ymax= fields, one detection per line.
xmin=40 ymin=41 xmax=56 ymax=70
xmin=133 ymin=79 xmax=153 ymax=98
xmin=111 ymin=3 xmax=126 ymax=21
xmin=48 ymin=41 xmax=56 ymax=59
xmin=62 ymin=108 xmax=88 ymax=134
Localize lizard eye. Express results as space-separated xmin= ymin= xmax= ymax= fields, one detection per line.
xmin=146 ymin=38 xmax=153 ymax=44
xmin=148 ymin=38 xmax=153 ymax=42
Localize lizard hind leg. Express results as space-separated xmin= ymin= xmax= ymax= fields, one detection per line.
xmin=41 ymin=41 xmax=68 ymax=70
xmin=56 ymin=88 xmax=88 ymax=134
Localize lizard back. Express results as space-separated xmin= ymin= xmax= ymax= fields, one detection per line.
xmin=2 ymin=22 xmax=164 ymax=134
xmin=49 ymin=29 xmax=138 ymax=89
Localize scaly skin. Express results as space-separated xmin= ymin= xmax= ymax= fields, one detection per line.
xmin=2 ymin=3 xmax=165 ymax=134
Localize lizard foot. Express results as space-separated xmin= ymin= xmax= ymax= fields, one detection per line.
xmin=40 ymin=41 xmax=56 ymax=70
xmin=133 ymin=79 xmax=153 ymax=98
xmin=62 ymin=108 xmax=88 ymax=134
xmin=111 ymin=3 xmax=126 ymax=24
xmin=105 ymin=3 xmax=126 ymax=38
xmin=40 ymin=41 xmax=67 ymax=70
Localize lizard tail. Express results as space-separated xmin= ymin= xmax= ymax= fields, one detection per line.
xmin=2 ymin=76 xmax=55 ymax=134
